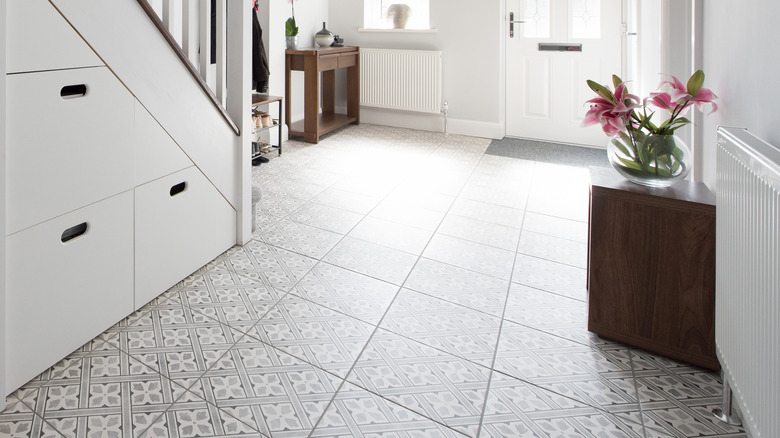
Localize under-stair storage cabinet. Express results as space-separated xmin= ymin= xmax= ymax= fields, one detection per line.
xmin=6 ymin=192 xmax=135 ymax=391
xmin=6 ymin=0 xmax=103 ymax=74
xmin=6 ymin=66 xmax=135 ymax=234
xmin=3 ymin=0 xmax=237 ymax=396
xmin=135 ymin=166 xmax=237 ymax=307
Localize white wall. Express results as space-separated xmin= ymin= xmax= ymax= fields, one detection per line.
xmin=699 ymin=0 xmax=780 ymax=189
xmin=259 ymin=0 xmax=329 ymax=132
xmin=0 ymin=0 xmax=6 ymax=412
xmin=327 ymin=0 xmax=504 ymax=138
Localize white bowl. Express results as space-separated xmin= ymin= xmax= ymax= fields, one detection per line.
xmin=315 ymin=36 xmax=334 ymax=47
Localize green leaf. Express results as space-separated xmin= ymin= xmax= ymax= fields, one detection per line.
xmin=612 ymin=75 xmax=623 ymax=88
xmin=616 ymin=156 xmax=643 ymax=171
xmin=611 ymin=137 xmax=634 ymax=159
xmin=285 ymin=17 xmax=298 ymax=36
xmin=687 ymin=70 xmax=705 ymax=97
xmin=587 ymin=80 xmax=616 ymax=103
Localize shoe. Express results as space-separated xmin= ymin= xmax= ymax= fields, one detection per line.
xmin=252 ymin=155 xmax=270 ymax=166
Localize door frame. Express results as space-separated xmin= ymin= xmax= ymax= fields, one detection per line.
xmin=501 ymin=0 xmax=697 ymax=151
xmin=500 ymin=0 xmax=629 ymax=145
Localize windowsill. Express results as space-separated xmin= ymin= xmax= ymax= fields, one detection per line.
xmin=358 ymin=28 xmax=438 ymax=33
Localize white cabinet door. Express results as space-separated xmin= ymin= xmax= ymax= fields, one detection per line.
xmin=135 ymin=166 xmax=236 ymax=308
xmin=134 ymin=100 xmax=194 ymax=186
xmin=6 ymin=191 xmax=135 ymax=393
xmin=6 ymin=0 xmax=103 ymax=74
xmin=6 ymin=67 xmax=135 ymax=234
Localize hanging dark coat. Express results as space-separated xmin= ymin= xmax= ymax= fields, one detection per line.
xmin=252 ymin=9 xmax=270 ymax=93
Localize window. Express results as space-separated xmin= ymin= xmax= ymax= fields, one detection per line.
xmin=364 ymin=0 xmax=430 ymax=30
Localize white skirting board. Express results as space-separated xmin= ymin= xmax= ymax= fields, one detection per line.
xmin=356 ymin=106 xmax=503 ymax=139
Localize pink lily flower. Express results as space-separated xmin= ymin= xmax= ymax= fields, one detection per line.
xmin=652 ymin=75 xmax=718 ymax=115
xmin=583 ymin=82 xmax=640 ymax=136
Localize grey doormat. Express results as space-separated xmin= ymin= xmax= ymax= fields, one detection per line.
xmin=486 ymin=137 xmax=610 ymax=168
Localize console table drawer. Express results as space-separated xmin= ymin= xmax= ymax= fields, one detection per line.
xmin=319 ymin=54 xmax=340 ymax=71
xmin=338 ymin=53 xmax=357 ymax=68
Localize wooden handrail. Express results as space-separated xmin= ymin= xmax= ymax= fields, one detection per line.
xmin=136 ymin=0 xmax=240 ymax=136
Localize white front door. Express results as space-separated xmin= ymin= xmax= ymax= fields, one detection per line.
xmin=506 ymin=0 xmax=623 ymax=147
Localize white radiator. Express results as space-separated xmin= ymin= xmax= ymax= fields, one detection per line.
xmin=360 ymin=48 xmax=442 ymax=114
xmin=715 ymin=127 xmax=780 ymax=438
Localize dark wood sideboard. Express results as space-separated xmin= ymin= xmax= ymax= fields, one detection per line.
xmin=587 ymin=167 xmax=718 ymax=370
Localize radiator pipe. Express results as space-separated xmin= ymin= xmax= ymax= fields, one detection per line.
xmin=713 ymin=378 xmax=743 ymax=426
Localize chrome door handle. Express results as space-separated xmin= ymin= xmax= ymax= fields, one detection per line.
xmin=509 ymin=12 xmax=524 ymax=38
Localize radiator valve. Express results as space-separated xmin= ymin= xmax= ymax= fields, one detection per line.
xmin=442 ymin=101 xmax=449 ymax=116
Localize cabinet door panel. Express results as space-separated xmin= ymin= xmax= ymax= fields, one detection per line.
xmin=6 ymin=191 xmax=135 ymax=392
xmin=6 ymin=67 xmax=135 ymax=234
xmin=6 ymin=0 xmax=103 ymax=73
xmin=135 ymin=166 xmax=236 ymax=308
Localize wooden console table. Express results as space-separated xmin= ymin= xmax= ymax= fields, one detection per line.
xmin=587 ymin=167 xmax=718 ymax=370
xmin=285 ymin=46 xmax=360 ymax=144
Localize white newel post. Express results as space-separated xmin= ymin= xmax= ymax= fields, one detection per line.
xmin=226 ymin=1 xmax=252 ymax=245
xmin=0 ymin=0 xmax=7 ymax=407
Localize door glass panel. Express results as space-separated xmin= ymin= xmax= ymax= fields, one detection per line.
xmin=571 ymin=0 xmax=601 ymax=39
xmin=522 ymin=0 xmax=550 ymax=38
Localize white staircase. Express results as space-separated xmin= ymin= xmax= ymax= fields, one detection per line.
xmin=1 ymin=0 xmax=253 ymax=399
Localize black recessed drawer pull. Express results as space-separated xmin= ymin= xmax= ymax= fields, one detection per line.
xmin=61 ymin=222 xmax=88 ymax=243
xmin=60 ymin=84 xmax=88 ymax=99
xmin=170 ymin=182 xmax=187 ymax=196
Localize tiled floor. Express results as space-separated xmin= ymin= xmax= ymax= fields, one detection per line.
xmin=1 ymin=124 xmax=747 ymax=437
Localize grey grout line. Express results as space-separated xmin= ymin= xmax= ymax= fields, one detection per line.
xmin=629 ymin=349 xmax=651 ymax=438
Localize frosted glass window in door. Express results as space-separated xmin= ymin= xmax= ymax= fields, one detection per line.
xmin=571 ymin=0 xmax=601 ymax=38
xmin=522 ymin=0 xmax=550 ymax=38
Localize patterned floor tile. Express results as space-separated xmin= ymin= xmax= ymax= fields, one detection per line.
xmin=310 ymin=381 xmax=465 ymax=437
xmin=384 ymin=187 xmax=456 ymax=213
xmin=403 ymin=258 xmax=509 ymax=317
xmin=512 ymin=253 xmax=587 ymax=301
xmin=0 ymin=389 xmax=62 ymax=438
xmin=243 ymin=295 xmax=376 ymax=378
xmin=346 ymin=330 xmax=490 ymax=436
xmin=627 ymin=351 xmax=747 ymax=438
xmin=348 ymin=216 xmax=434 ymax=255
xmin=447 ymin=199 xmax=525 ymax=229
xmin=379 ymin=289 xmax=501 ymax=367
xmin=254 ymin=194 xmax=307 ymax=219
xmin=142 ymin=399 xmax=265 ymax=437
xmin=289 ymin=263 xmax=399 ymax=326
xmin=189 ymin=337 xmax=343 ymax=437
xmin=480 ymin=372 xmax=645 ymax=438
xmin=323 ymin=237 xmax=419 ymax=286
xmin=182 ymin=283 xmax=288 ymax=333
xmin=330 ymin=175 xmax=398 ymax=198
xmin=517 ymin=231 xmax=588 ymax=269
xmin=257 ymin=219 xmax=344 ymax=260
xmin=494 ymin=320 xmax=639 ymax=414
xmin=400 ymin=168 xmax=472 ymax=197
xmin=287 ymin=203 xmax=364 ymax=235
xmin=522 ymin=211 xmax=588 ymax=243
xmin=223 ymin=241 xmax=318 ymax=292
xmin=458 ymin=178 xmax=530 ymax=210
xmin=109 ymin=304 xmax=244 ymax=382
xmin=14 ymin=349 xmax=195 ymax=438
xmin=437 ymin=214 xmax=522 ymax=251
xmin=311 ymin=188 xmax=382 ymax=215
xmin=526 ymin=163 xmax=590 ymax=222
xmin=369 ymin=200 xmax=448 ymax=231
xmin=422 ymin=234 xmax=516 ymax=280
xmin=503 ymin=283 xmax=588 ymax=344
